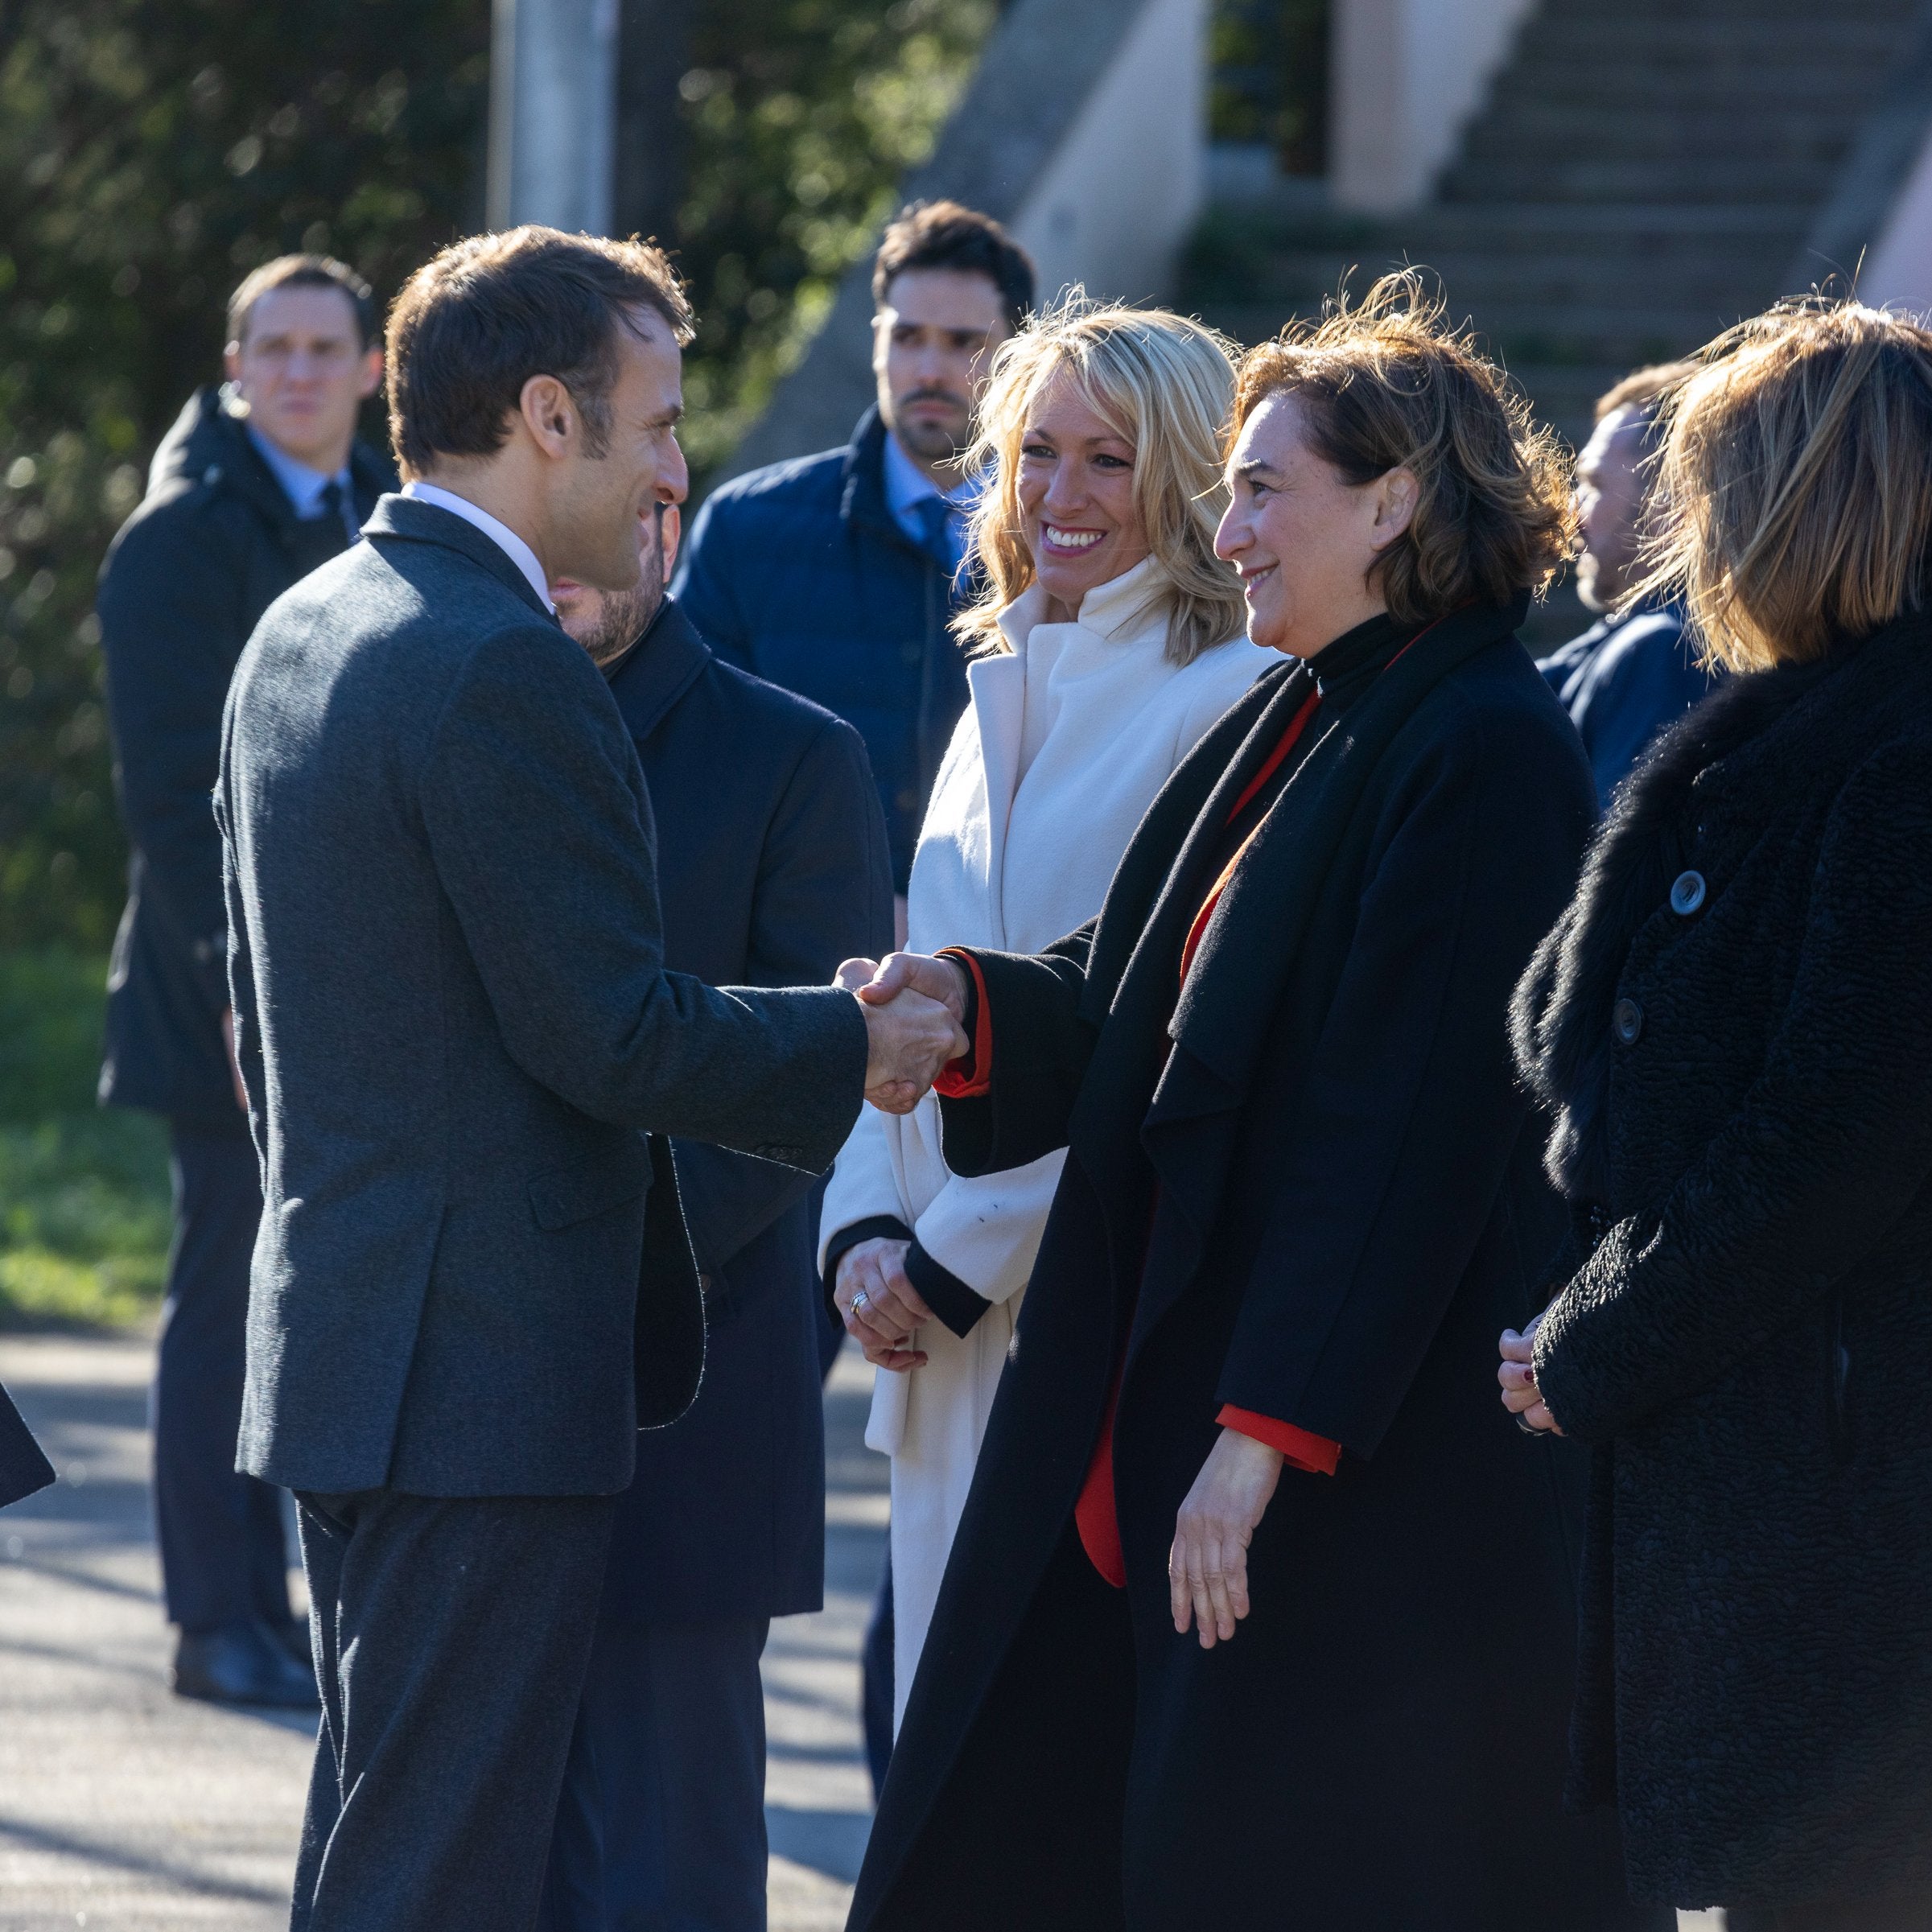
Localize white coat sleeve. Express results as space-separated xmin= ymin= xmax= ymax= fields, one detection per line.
xmin=909 ymin=1147 xmax=1069 ymax=1304
xmin=818 ymin=1100 xmax=916 ymax=1276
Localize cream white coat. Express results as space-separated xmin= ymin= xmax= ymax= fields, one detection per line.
xmin=819 ymin=558 xmax=1271 ymax=1727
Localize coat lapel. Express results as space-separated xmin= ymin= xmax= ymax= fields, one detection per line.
xmin=607 ymin=599 xmax=712 ymax=744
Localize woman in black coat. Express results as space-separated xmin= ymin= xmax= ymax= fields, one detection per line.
xmin=839 ymin=281 xmax=1661 ymax=1931
xmin=1506 ymin=300 xmax=1932 ymax=1927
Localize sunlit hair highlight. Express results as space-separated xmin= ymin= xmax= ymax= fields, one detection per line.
xmin=1634 ymin=297 xmax=1932 ymax=670
xmin=955 ymin=294 xmax=1247 ymax=665
xmin=1229 ymin=270 xmax=1575 ymax=621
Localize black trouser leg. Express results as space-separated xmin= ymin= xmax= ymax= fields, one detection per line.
xmin=861 ymin=1549 xmax=894 ymax=1797
xmin=153 ymin=1123 xmax=290 ymax=1632
xmin=540 ymin=1615 xmax=772 ymax=1932
xmin=291 ymin=1489 xmax=616 ymax=1932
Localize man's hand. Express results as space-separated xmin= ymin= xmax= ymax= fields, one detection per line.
xmin=220 ymin=1007 xmax=249 ymax=1115
xmin=1498 ymin=1310 xmax=1563 ymax=1435
xmin=837 ymin=954 xmax=969 ymax=1114
xmin=1169 ymin=1427 xmax=1284 ymax=1649
xmin=838 ymin=951 xmax=970 ymax=1020
xmin=833 ymin=1238 xmax=932 ymax=1372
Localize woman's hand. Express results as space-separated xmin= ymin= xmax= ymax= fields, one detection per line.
xmin=1169 ymin=1427 xmax=1284 ymax=1649
xmin=834 ymin=1238 xmax=934 ymax=1372
xmin=1498 ymin=1311 xmax=1563 ymax=1435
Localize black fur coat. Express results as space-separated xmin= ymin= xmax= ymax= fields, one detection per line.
xmin=1511 ymin=607 xmax=1932 ymax=1912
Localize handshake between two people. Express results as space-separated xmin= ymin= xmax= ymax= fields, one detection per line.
xmin=845 ymin=951 xmax=974 ymax=1116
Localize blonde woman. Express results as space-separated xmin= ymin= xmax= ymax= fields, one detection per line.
xmin=819 ymin=299 xmax=1271 ymax=1727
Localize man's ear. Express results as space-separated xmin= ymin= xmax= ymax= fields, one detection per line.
xmin=661 ymin=503 xmax=682 ymax=583
xmin=356 ymin=348 xmax=385 ymax=402
xmin=518 ymin=373 xmax=576 ymax=458
xmin=223 ymin=342 xmax=243 ymax=384
xmin=1369 ymin=466 xmax=1419 ymax=553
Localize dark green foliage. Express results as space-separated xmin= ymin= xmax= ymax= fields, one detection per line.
xmin=1211 ymin=0 xmax=1329 ymax=174
xmin=0 ymin=0 xmax=492 ymax=951
xmin=0 ymin=951 xmax=172 ymax=1329
xmin=0 ymin=0 xmax=994 ymax=950
xmin=670 ymin=0 xmax=994 ymax=476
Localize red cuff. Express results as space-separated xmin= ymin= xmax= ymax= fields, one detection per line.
xmin=931 ymin=949 xmax=992 ymax=1099
xmin=1217 ymin=1405 xmax=1341 ymax=1475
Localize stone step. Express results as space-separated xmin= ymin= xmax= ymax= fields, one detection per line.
xmin=1212 ymin=246 xmax=1793 ymax=316
xmin=1511 ymin=14 xmax=1911 ymax=60
xmin=1440 ymin=154 xmax=1839 ymax=204
xmin=1461 ymin=105 xmax=1866 ymax=165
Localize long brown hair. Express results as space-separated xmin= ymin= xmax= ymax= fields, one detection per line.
xmin=954 ymin=295 xmax=1247 ymax=665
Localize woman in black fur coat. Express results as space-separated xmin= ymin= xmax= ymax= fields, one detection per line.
xmin=1506 ymin=300 xmax=1932 ymax=1927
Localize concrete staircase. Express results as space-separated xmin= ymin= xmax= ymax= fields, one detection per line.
xmin=1181 ymin=0 xmax=1930 ymax=641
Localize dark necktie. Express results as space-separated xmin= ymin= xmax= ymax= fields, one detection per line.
xmin=912 ymin=493 xmax=958 ymax=575
xmin=318 ymin=479 xmax=357 ymax=545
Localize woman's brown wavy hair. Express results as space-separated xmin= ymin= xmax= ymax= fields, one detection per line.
xmin=1230 ymin=272 xmax=1575 ymax=621
xmin=1636 ymin=297 xmax=1932 ymax=670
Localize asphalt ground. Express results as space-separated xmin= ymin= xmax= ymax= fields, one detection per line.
xmin=0 ymin=1331 xmax=885 ymax=1932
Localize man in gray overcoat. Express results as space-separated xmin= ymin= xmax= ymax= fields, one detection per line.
xmin=215 ymin=225 xmax=961 ymax=1932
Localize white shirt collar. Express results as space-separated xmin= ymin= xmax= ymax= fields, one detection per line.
xmin=400 ymin=480 xmax=555 ymax=614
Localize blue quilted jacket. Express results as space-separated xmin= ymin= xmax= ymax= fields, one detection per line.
xmin=673 ymin=407 xmax=973 ymax=890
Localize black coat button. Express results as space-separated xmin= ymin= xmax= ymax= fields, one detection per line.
xmin=1670 ymin=869 xmax=1707 ymax=916
xmin=1613 ymin=997 xmax=1643 ymax=1045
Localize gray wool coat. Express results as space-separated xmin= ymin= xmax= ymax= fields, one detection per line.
xmin=216 ymin=495 xmax=867 ymax=1499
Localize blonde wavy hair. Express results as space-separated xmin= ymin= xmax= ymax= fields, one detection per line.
xmin=1229 ymin=271 xmax=1575 ymax=620
xmin=1636 ymin=297 xmax=1932 ymax=671
xmin=955 ymin=295 xmax=1247 ymax=665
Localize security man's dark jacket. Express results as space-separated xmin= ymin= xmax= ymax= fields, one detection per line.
xmin=671 ymin=406 xmax=973 ymax=891
xmin=96 ymin=386 xmax=393 ymax=1125
xmin=216 ymin=496 xmax=868 ymax=1497
xmin=598 ymin=598 xmax=893 ymax=1622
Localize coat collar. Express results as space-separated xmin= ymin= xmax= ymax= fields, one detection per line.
xmin=603 ymin=598 xmax=712 ymax=744
xmin=360 ymin=493 xmax=557 ymax=622
xmin=1163 ymin=598 xmax=1528 ymax=1106
xmin=838 ymin=406 xmax=920 ymax=552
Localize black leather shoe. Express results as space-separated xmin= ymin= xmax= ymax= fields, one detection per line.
xmin=171 ymin=1616 xmax=319 ymax=1708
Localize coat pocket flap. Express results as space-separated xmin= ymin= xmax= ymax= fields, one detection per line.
xmin=528 ymin=1139 xmax=653 ymax=1232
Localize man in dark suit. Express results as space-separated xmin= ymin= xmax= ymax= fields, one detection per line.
xmin=1538 ymin=361 xmax=1718 ymax=804
xmin=95 ymin=253 xmax=391 ymax=1707
xmin=673 ymin=200 xmax=1034 ymax=934
xmin=216 ymin=226 xmax=961 ymax=1932
xmin=538 ymin=503 xmax=892 ymax=1931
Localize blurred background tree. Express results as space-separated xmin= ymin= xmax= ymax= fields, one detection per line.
xmin=0 ymin=0 xmax=992 ymax=1323
xmin=0 ymin=0 xmax=993 ymax=954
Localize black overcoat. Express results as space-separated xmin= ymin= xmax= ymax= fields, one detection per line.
xmin=1516 ymin=609 xmax=1932 ymax=1911
xmin=97 ymin=387 xmax=392 ymax=1123
xmin=851 ymin=602 xmax=1660 ymax=1931
xmin=599 ymin=598 xmax=893 ymax=1623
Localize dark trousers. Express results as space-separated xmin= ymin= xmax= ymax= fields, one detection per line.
xmin=861 ymin=1552 xmax=893 ymax=1798
xmin=539 ymin=1615 xmax=771 ymax=1932
xmin=293 ymin=1489 xmax=616 ymax=1932
xmin=154 ymin=1122 xmax=290 ymax=1633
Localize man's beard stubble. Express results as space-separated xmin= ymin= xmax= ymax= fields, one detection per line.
xmin=888 ymin=386 xmax=971 ymax=467
xmin=583 ymin=577 xmax=661 ymax=667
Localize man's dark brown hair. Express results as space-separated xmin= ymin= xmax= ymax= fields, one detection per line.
xmin=384 ymin=226 xmax=694 ymax=476
xmin=871 ymin=200 xmax=1036 ymax=332
xmin=228 ymin=254 xmax=377 ymax=350
xmin=1231 ymin=271 xmax=1576 ymax=622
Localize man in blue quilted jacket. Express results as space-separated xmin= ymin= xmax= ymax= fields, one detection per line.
xmin=672 ymin=200 xmax=1035 ymax=936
